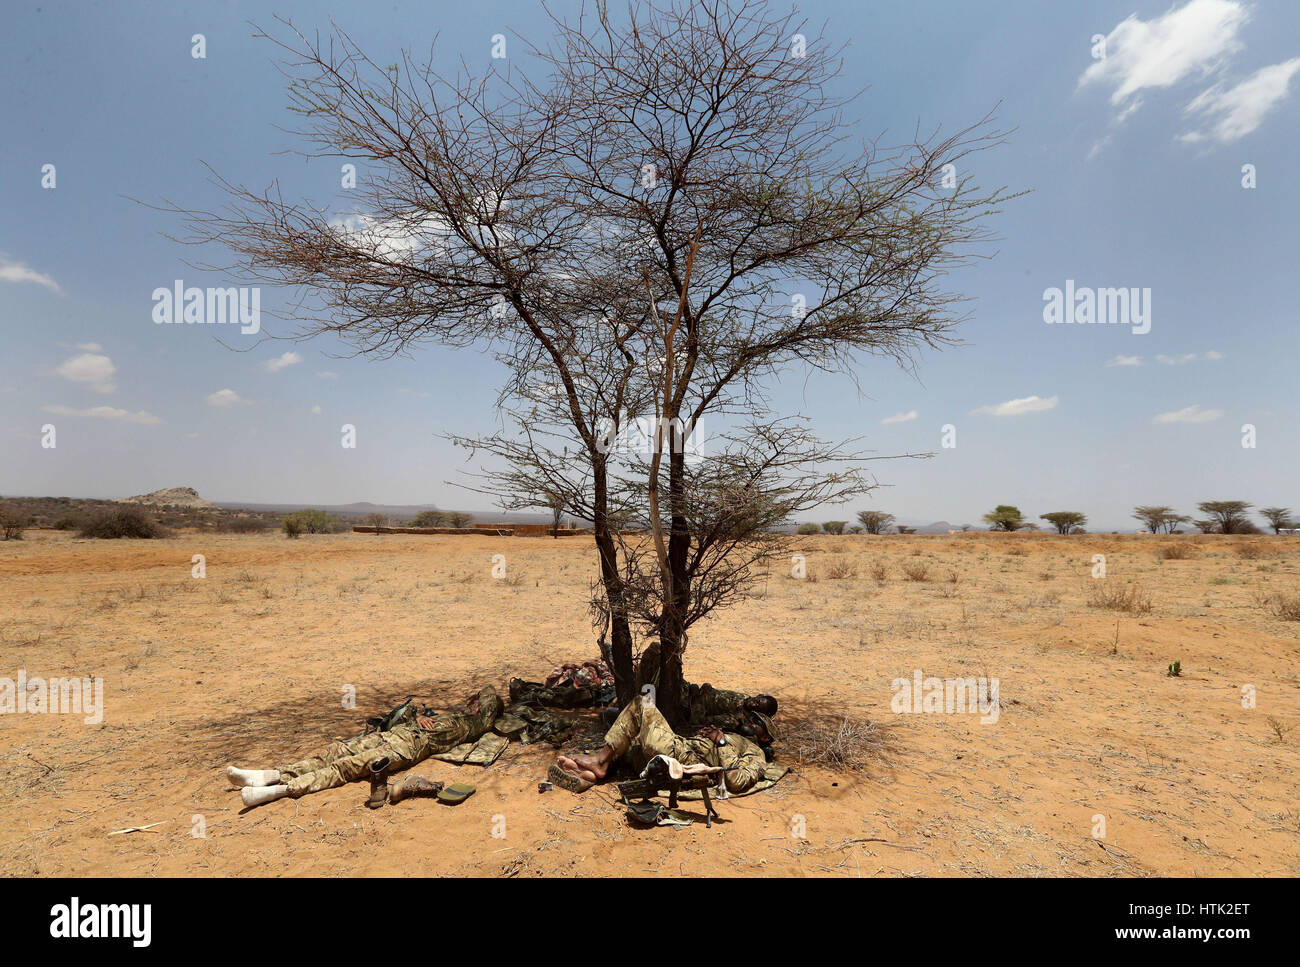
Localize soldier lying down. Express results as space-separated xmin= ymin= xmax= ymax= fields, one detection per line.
xmin=226 ymin=686 xmax=503 ymax=808
xmin=553 ymin=697 xmax=768 ymax=794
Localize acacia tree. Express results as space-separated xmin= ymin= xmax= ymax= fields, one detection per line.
xmin=1196 ymin=501 xmax=1255 ymax=534
xmin=1040 ymin=511 xmax=1086 ymax=534
xmin=1133 ymin=505 xmax=1175 ymax=534
xmin=169 ymin=1 xmax=1007 ymax=722
xmin=1259 ymin=507 xmax=1294 ymax=534
xmin=856 ymin=510 xmax=895 ymax=535
xmin=983 ymin=505 xmax=1025 ymax=531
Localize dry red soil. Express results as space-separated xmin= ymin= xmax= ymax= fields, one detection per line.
xmin=1 ymin=530 xmax=1297 ymax=877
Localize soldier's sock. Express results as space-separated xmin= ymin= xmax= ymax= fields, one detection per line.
xmin=240 ymin=784 xmax=290 ymax=807
xmin=227 ymin=766 xmax=282 ymax=787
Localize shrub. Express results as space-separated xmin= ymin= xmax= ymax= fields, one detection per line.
xmin=447 ymin=511 xmax=474 ymax=528
xmin=78 ymin=508 xmax=163 ymax=539
xmin=1088 ymin=582 xmax=1153 ymax=615
xmin=285 ymin=509 xmax=337 ymax=534
xmin=52 ymin=517 xmax=79 ymax=530
xmin=1260 ymin=591 xmax=1300 ymax=621
xmin=1 ymin=508 xmax=28 ymax=540
xmin=412 ymin=509 xmax=448 ymax=528
xmin=821 ymin=521 xmax=847 ymax=535
xmin=1157 ymin=543 xmax=1194 ymax=560
xmin=870 ymin=562 xmax=888 ymax=583
xmin=901 ymin=562 xmax=929 ymax=582
xmin=1234 ymin=543 xmax=1266 ymax=560
xmin=823 ymin=556 xmax=857 ymax=580
xmin=283 ymin=516 xmax=305 ymax=539
xmin=796 ymin=522 xmax=820 ymax=535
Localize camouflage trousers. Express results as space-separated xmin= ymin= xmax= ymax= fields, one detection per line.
xmin=277 ymin=686 xmax=501 ymax=798
xmin=602 ymin=699 xmax=767 ymax=794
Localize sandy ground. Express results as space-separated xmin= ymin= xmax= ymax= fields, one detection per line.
xmin=1 ymin=529 xmax=1297 ymax=878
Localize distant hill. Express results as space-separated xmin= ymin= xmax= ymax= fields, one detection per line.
xmin=118 ymin=487 xmax=215 ymax=509
xmin=911 ymin=520 xmax=977 ymax=534
xmin=213 ymin=501 xmax=567 ymax=525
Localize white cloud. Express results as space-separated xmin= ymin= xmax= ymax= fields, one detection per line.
xmin=1181 ymin=57 xmax=1300 ymax=143
xmin=43 ymin=404 xmax=162 ymax=425
xmin=970 ymin=395 xmax=1059 ymax=417
xmin=1106 ymin=354 xmax=1143 ymax=367
xmin=265 ymin=351 xmax=303 ymax=373
xmin=75 ymin=342 xmax=103 ymax=352
xmin=329 ymin=211 xmax=454 ymax=262
xmin=1155 ymin=351 xmax=1225 ymax=365
xmin=0 ymin=257 xmax=62 ymax=293
xmin=1153 ymin=403 xmax=1223 ymax=423
xmin=881 ymin=410 xmax=918 ymax=424
xmin=55 ymin=352 xmax=116 ymax=393
xmin=206 ymin=388 xmax=251 ymax=407
xmin=311 ymin=405 xmax=323 ymax=415
xmin=1079 ymin=0 xmax=1249 ymax=120
xmin=317 ymin=370 xmax=339 ymax=380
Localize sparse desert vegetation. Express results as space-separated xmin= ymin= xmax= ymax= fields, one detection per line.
xmin=1 ymin=529 xmax=1296 ymax=877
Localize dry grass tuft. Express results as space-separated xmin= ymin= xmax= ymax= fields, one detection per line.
xmin=823 ymin=556 xmax=857 ymax=580
xmin=902 ymin=562 xmax=930 ymax=582
xmin=1157 ymin=543 xmax=1195 ymax=560
xmin=792 ymin=717 xmax=891 ymax=772
xmin=1089 ymin=582 xmax=1153 ymax=615
xmin=1259 ymin=591 xmax=1300 ymax=621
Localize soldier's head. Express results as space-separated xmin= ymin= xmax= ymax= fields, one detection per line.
xmin=743 ymin=694 xmax=777 ymax=716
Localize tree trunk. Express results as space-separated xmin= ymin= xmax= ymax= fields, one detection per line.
xmin=657 ymin=446 xmax=692 ymax=728
xmin=592 ymin=460 xmax=636 ymax=705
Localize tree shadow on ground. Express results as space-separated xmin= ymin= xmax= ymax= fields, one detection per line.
xmin=181 ymin=661 xmax=526 ymax=768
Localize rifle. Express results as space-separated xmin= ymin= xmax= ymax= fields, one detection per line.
xmin=616 ymin=760 xmax=736 ymax=828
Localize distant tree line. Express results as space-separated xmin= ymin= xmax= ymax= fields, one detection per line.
xmin=794 ymin=500 xmax=1297 ymax=536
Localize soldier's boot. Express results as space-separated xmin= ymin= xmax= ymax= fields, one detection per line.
xmin=365 ymin=757 xmax=392 ymax=809
xmin=388 ymin=775 xmax=445 ymax=804
xmin=241 ymin=784 xmax=290 ymax=808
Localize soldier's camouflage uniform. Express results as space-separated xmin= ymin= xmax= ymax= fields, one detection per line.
xmin=603 ymin=699 xmax=767 ymax=794
xmin=689 ymin=684 xmax=748 ymax=721
xmin=276 ymin=686 xmax=502 ymax=798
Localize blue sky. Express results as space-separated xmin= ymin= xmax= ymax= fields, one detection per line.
xmin=2 ymin=0 xmax=1297 ymax=530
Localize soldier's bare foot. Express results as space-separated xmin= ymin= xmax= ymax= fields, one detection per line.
xmin=556 ymin=746 xmax=613 ymax=782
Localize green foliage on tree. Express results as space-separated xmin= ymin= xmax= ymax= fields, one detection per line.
xmin=1196 ymin=500 xmax=1256 ymax=534
xmin=1259 ymin=507 xmax=1295 ymax=534
xmin=856 ymin=510 xmax=895 ymax=535
xmin=983 ymin=505 xmax=1025 ymax=531
xmin=1040 ymin=511 xmax=1087 ymax=534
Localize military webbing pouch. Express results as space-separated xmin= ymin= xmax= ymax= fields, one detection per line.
xmin=364 ymin=696 xmax=417 ymax=735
